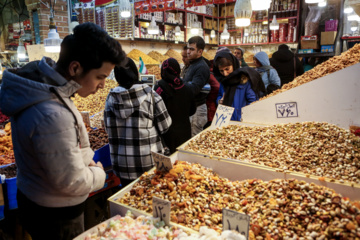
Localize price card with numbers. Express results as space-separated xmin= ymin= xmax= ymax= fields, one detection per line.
xmin=153 ymin=196 xmax=171 ymax=226
xmin=210 ymin=104 xmax=235 ymax=129
xmin=151 ymin=151 xmax=172 ymax=172
xmin=222 ymin=208 xmax=250 ymax=239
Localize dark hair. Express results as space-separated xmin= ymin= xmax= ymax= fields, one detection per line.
xmin=57 ymin=22 xmax=126 ymax=75
xmin=183 ymin=45 xmax=188 ymax=51
xmin=214 ymin=57 xmax=232 ymax=68
xmin=114 ymin=57 xmax=139 ymax=89
xmin=278 ymin=44 xmax=289 ymax=50
xmin=188 ymin=36 xmax=205 ymax=50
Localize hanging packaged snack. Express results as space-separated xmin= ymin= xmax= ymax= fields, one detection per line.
xmin=165 ymin=0 xmax=175 ymax=10
xmin=135 ymin=1 xmax=143 ymax=15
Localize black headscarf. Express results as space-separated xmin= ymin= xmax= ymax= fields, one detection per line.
xmin=213 ymin=51 xmax=266 ymax=106
xmin=114 ymin=57 xmax=140 ymax=89
xmin=160 ymin=58 xmax=184 ymax=90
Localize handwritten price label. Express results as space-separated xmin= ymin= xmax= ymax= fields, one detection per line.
xmin=222 ymin=209 xmax=250 ymax=239
xmin=210 ymin=104 xmax=235 ymax=129
xmin=153 ymin=196 xmax=171 ymax=226
xmin=275 ymin=102 xmax=298 ymax=118
xmin=151 ymin=151 xmax=172 ymax=172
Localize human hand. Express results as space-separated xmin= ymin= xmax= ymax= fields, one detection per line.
xmin=89 ymin=160 xmax=97 ymax=167
xmin=96 ymin=161 xmax=104 ymax=170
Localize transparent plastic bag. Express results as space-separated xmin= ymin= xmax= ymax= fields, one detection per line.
xmin=304 ymin=6 xmax=322 ymax=36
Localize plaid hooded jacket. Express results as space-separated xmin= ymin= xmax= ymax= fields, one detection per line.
xmin=104 ymin=84 xmax=172 ymax=180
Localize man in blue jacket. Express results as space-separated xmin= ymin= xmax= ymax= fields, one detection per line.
xmin=184 ymin=36 xmax=210 ymax=136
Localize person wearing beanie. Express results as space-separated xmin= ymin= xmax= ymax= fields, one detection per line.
xmin=104 ymin=57 xmax=172 ymax=187
xmin=154 ymin=58 xmax=196 ymax=154
xmin=213 ymin=51 xmax=265 ymax=121
xmin=234 ymin=48 xmax=248 ymax=68
xmin=253 ymin=51 xmax=281 ymax=91
xmin=270 ymin=44 xmax=304 ymax=86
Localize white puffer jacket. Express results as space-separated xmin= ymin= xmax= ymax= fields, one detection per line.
xmin=0 ymin=57 xmax=106 ymax=207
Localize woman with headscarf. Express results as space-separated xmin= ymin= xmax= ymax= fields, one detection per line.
xmin=104 ymin=57 xmax=172 ymax=187
xmin=154 ymin=58 xmax=196 ymax=154
xmin=253 ymin=51 xmax=281 ymax=92
xmin=214 ymin=51 xmax=265 ymax=121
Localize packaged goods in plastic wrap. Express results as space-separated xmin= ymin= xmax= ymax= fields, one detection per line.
xmin=185 ymin=122 xmax=360 ymax=185
xmin=261 ymin=44 xmax=360 ymax=100
xmin=73 ymin=79 xmax=117 ymax=116
xmin=165 ymin=49 xmax=183 ymax=64
xmin=116 ymin=161 xmax=360 ymax=239
xmin=127 ymin=49 xmax=159 ymax=65
xmin=148 ymin=51 xmax=169 ymax=63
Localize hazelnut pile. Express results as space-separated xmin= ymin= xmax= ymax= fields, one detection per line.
xmin=118 ymin=161 xmax=360 ymax=240
xmin=127 ymin=49 xmax=159 ymax=65
xmin=88 ymin=128 xmax=109 ymax=151
xmin=73 ymin=79 xmax=117 ymax=116
xmin=260 ymin=44 xmax=360 ymax=101
xmin=184 ymin=122 xmax=360 ymax=184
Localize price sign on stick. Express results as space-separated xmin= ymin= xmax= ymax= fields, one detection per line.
xmin=151 ymin=151 xmax=173 ymax=172
xmin=80 ymin=111 xmax=91 ymax=127
xmin=153 ymin=196 xmax=171 ymax=226
xmin=222 ymin=209 xmax=250 ymax=239
xmin=210 ymin=104 xmax=235 ymax=129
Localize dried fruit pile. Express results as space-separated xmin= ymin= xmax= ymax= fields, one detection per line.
xmin=127 ymin=49 xmax=159 ymax=65
xmin=206 ymin=49 xmax=217 ymax=60
xmin=88 ymin=128 xmax=109 ymax=151
xmin=202 ymin=51 xmax=213 ymax=61
xmin=0 ymin=164 xmax=17 ymax=178
xmin=165 ymin=49 xmax=183 ymax=64
xmin=185 ymin=122 xmax=360 ymax=184
xmin=260 ymin=44 xmax=360 ymax=101
xmin=0 ymin=123 xmax=15 ymax=166
xmin=118 ymin=161 xmax=360 ymax=240
xmin=73 ymin=79 xmax=117 ymax=116
xmin=148 ymin=50 xmax=169 ymax=63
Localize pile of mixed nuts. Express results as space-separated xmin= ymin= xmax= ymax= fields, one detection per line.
xmin=118 ymin=161 xmax=360 ymax=240
xmin=185 ymin=122 xmax=360 ymax=184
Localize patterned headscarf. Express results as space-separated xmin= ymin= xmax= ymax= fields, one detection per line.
xmin=160 ymin=58 xmax=184 ymax=90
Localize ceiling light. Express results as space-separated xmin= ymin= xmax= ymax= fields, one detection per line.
xmin=220 ymin=24 xmax=230 ymax=40
xmin=148 ymin=16 xmax=159 ymax=35
xmin=17 ymin=38 xmax=26 ymax=59
xmin=270 ymin=15 xmax=279 ymax=30
xmin=318 ymin=0 xmax=326 ymax=7
xmin=262 ymin=20 xmax=268 ymax=25
xmin=305 ymin=0 xmax=322 ymax=3
xmin=250 ymin=0 xmax=271 ymax=11
xmin=210 ymin=29 xmax=216 ymax=38
xmin=351 ymin=21 xmax=358 ymax=32
xmin=234 ymin=0 xmax=252 ymax=27
xmin=344 ymin=7 xmax=353 ymax=14
xmin=175 ymin=25 xmax=181 ymax=36
xmin=191 ymin=21 xmax=200 ymax=35
xmin=120 ymin=0 xmax=131 ymax=18
xmin=69 ymin=12 xmax=79 ymax=33
xmin=44 ymin=16 xmax=62 ymax=53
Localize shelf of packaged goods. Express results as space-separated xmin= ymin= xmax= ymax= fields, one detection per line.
xmin=295 ymin=52 xmax=335 ymax=58
xmin=218 ymin=29 xmax=241 ymax=33
xmin=268 ymin=16 xmax=298 ymax=21
xmin=203 ymin=28 xmax=218 ymax=31
xmin=341 ymin=36 xmax=360 ymax=40
xmin=218 ymin=15 xmax=235 ymax=19
xmin=251 ymin=19 xmax=268 ymax=23
xmin=268 ymin=41 xmax=298 ymax=45
xmin=218 ymin=43 xmax=268 ymax=47
xmin=136 ymin=18 xmax=163 ymax=23
xmin=186 ymin=10 xmax=218 ymax=19
xmin=163 ymin=22 xmax=184 ymax=27
xmin=129 ymin=38 xmax=186 ymax=44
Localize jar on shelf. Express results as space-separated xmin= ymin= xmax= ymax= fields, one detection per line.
xmin=270 ymin=29 xmax=279 ymax=42
xmin=279 ymin=23 xmax=288 ymax=42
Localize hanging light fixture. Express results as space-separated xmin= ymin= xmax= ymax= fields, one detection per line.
xmin=175 ymin=25 xmax=181 ymax=36
xmin=351 ymin=21 xmax=358 ymax=32
xmin=17 ymin=38 xmax=26 ymax=59
xmin=305 ymin=0 xmax=322 ymax=3
xmin=270 ymin=15 xmax=279 ymax=30
xmin=44 ymin=6 xmax=62 ymax=53
xmin=348 ymin=14 xmax=360 ymax=21
xmin=119 ymin=0 xmax=131 ymax=18
xmin=318 ymin=0 xmax=326 ymax=7
xmin=220 ymin=23 xmax=230 ymax=40
xmin=344 ymin=6 xmax=353 ymax=14
xmin=191 ymin=21 xmax=200 ymax=35
xmin=234 ymin=0 xmax=252 ymax=27
xmin=69 ymin=11 xmax=79 ymax=33
xmin=250 ymin=0 xmax=271 ymax=11
xmin=148 ymin=15 xmax=159 ymax=35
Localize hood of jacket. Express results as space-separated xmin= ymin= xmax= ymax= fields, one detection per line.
xmin=272 ymin=49 xmax=294 ymax=62
xmin=254 ymin=52 xmax=271 ymax=66
xmin=107 ymin=84 xmax=152 ymax=119
xmin=0 ymin=57 xmax=80 ymax=117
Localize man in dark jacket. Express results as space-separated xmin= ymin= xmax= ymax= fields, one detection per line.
xmin=270 ymin=44 xmax=304 ymax=86
xmin=184 ymin=36 xmax=210 ymax=136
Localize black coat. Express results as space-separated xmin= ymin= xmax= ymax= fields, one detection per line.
xmin=270 ymin=49 xmax=304 ymax=86
xmin=154 ymin=81 xmax=196 ymax=154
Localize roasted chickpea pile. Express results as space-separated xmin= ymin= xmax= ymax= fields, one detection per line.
xmin=185 ymin=122 xmax=360 ymax=184
xmin=73 ymin=79 xmax=117 ymax=116
xmin=118 ymin=161 xmax=360 ymax=240
xmin=88 ymin=128 xmax=109 ymax=151
xmin=260 ymin=44 xmax=360 ymax=101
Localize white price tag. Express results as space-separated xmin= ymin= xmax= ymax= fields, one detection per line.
xmin=80 ymin=111 xmax=91 ymax=127
xmin=210 ymin=104 xmax=234 ymax=129
xmin=153 ymin=196 xmax=171 ymax=226
xmin=222 ymin=209 xmax=250 ymax=239
xmin=151 ymin=151 xmax=172 ymax=172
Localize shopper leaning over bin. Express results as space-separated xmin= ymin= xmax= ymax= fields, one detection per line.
xmin=0 ymin=23 xmax=126 ymax=240
xmin=104 ymin=57 xmax=172 ymax=187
